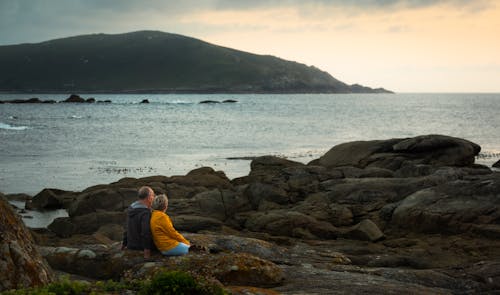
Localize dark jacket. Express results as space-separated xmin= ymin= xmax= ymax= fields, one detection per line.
xmin=122 ymin=201 xmax=154 ymax=251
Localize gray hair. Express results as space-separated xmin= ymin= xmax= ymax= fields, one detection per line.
xmin=152 ymin=194 xmax=168 ymax=211
xmin=138 ymin=186 xmax=153 ymax=200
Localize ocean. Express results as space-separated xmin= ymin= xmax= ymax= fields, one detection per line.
xmin=1 ymin=93 xmax=499 ymax=195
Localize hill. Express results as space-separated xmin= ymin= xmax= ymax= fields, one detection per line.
xmin=0 ymin=31 xmax=391 ymax=93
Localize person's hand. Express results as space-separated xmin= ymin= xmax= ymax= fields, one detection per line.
xmin=144 ymin=249 xmax=151 ymax=259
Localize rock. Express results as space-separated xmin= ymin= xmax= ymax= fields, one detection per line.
xmin=222 ymin=99 xmax=238 ymax=103
xmin=168 ymin=167 xmax=232 ymax=190
xmin=3 ymin=98 xmax=51 ymax=103
xmin=48 ymin=211 xmax=125 ymax=237
xmin=342 ymin=219 xmax=384 ymax=242
xmin=318 ymin=135 xmax=481 ymax=173
xmin=334 ymin=166 xmax=395 ymax=178
xmin=140 ymin=99 xmax=149 ymax=103
xmin=171 ymin=215 xmax=223 ymax=232
xmin=493 ymin=159 xmax=500 ymax=168
xmin=249 ymin=156 xmax=304 ymax=181
xmin=97 ymin=100 xmax=112 ymax=103
xmin=67 ymin=187 xmax=137 ymax=217
xmin=40 ymin=242 xmax=284 ymax=287
xmin=3 ymin=193 xmax=31 ymax=202
xmin=63 ymin=94 xmax=86 ymax=103
xmin=199 ymin=100 xmax=220 ymax=104
xmin=245 ymin=210 xmax=338 ymax=239
xmin=294 ymin=193 xmax=354 ymax=226
xmin=392 ymin=173 xmax=500 ymax=235
xmin=96 ymin=223 xmax=123 ymax=241
xmin=245 ymin=182 xmax=289 ymax=209
xmin=86 ymin=98 xmax=96 ymax=103
xmin=0 ymin=196 xmax=55 ymax=291
xmin=193 ymin=189 xmax=251 ymax=221
xmin=30 ymin=188 xmax=75 ymax=210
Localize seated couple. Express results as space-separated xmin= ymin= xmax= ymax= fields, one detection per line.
xmin=122 ymin=186 xmax=190 ymax=258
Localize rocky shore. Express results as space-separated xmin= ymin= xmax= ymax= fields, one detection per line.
xmin=1 ymin=134 xmax=499 ymax=294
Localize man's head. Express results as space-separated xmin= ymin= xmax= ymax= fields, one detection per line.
xmin=138 ymin=186 xmax=155 ymax=208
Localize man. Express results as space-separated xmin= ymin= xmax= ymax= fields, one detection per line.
xmin=122 ymin=186 xmax=155 ymax=259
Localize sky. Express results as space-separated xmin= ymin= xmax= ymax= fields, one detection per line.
xmin=1 ymin=0 xmax=499 ymax=92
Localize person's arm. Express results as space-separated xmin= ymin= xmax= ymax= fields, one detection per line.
xmin=141 ymin=211 xmax=153 ymax=258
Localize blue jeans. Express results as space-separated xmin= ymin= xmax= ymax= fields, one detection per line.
xmin=161 ymin=243 xmax=190 ymax=256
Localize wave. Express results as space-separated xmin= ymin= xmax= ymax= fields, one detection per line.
xmin=69 ymin=115 xmax=83 ymax=119
xmin=0 ymin=122 xmax=29 ymax=130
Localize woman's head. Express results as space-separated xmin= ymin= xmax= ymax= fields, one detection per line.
xmin=152 ymin=194 xmax=168 ymax=211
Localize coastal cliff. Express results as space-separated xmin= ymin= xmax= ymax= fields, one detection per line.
xmin=2 ymin=134 xmax=499 ymax=293
xmin=0 ymin=31 xmax=391 ymax=94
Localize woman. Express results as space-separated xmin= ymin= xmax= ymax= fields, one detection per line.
xmin=150 ymin=194 xmax=190 ymax=256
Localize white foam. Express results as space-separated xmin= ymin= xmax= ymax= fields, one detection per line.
xmin=69 ymin=115 xmax=83 ymax=119
xmin=0 ymin=122 xmax=29 ymax=130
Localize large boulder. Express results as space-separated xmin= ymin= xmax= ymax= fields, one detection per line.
xmin=29 ymin=188 xmax=77 ymax=210
xmin=317 ymin=135 xmax=481 ymax=174
xmin=48 ymin=211 xmax=125 ymax=237
xmin=248 ymin=156 xmax=304 ymax=183
xmin=392 ymin=173 xmax=500 ymax=236
xmin=0 ymin=196 xmax=55 ymax=291
xmin=168 ymin=167 xmax=232 ymax=190
xmin=68 ymin=188 xmax=137 ymax=216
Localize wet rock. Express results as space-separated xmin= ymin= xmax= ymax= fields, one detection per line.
xmin=140 ymin=99 xmax=149 ymax=103
xmin=222 ymin=99 xmax=238 ymax=103
xmin=493 ymin=159 xmax=500 ymax=168
xmin=86 ymin=98 xmax=96 ymax=103
xmin=0 ymin=196 xmax=55 ymax=291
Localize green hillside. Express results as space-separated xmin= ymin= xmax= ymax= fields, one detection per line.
xmin=0 ymin=31 xmax=390 ymax=93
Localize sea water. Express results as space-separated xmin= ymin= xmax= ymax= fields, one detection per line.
xmin=1 ymin=93 xmax=499 ymax=195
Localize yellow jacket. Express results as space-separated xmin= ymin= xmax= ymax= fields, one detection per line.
xmin=150 ymin=210 xmax=190 ymax=251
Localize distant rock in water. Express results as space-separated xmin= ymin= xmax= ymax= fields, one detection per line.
xmin=223 ymin=99 xmax=238 ymax=103
xmin=63 ymin=94 xmax=86 ymax=103
xmin=140 ymin=99 xmax=150 ymax=104
xmin=97 ymin=100 xmax=112 ymax=103
xmin=0 ymin=97 xmax=56 ymax=104
xmin=86 ymin=98 xmax=96 ymax=103
xmin=200 ymin=100 xmax=220 ymax=104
